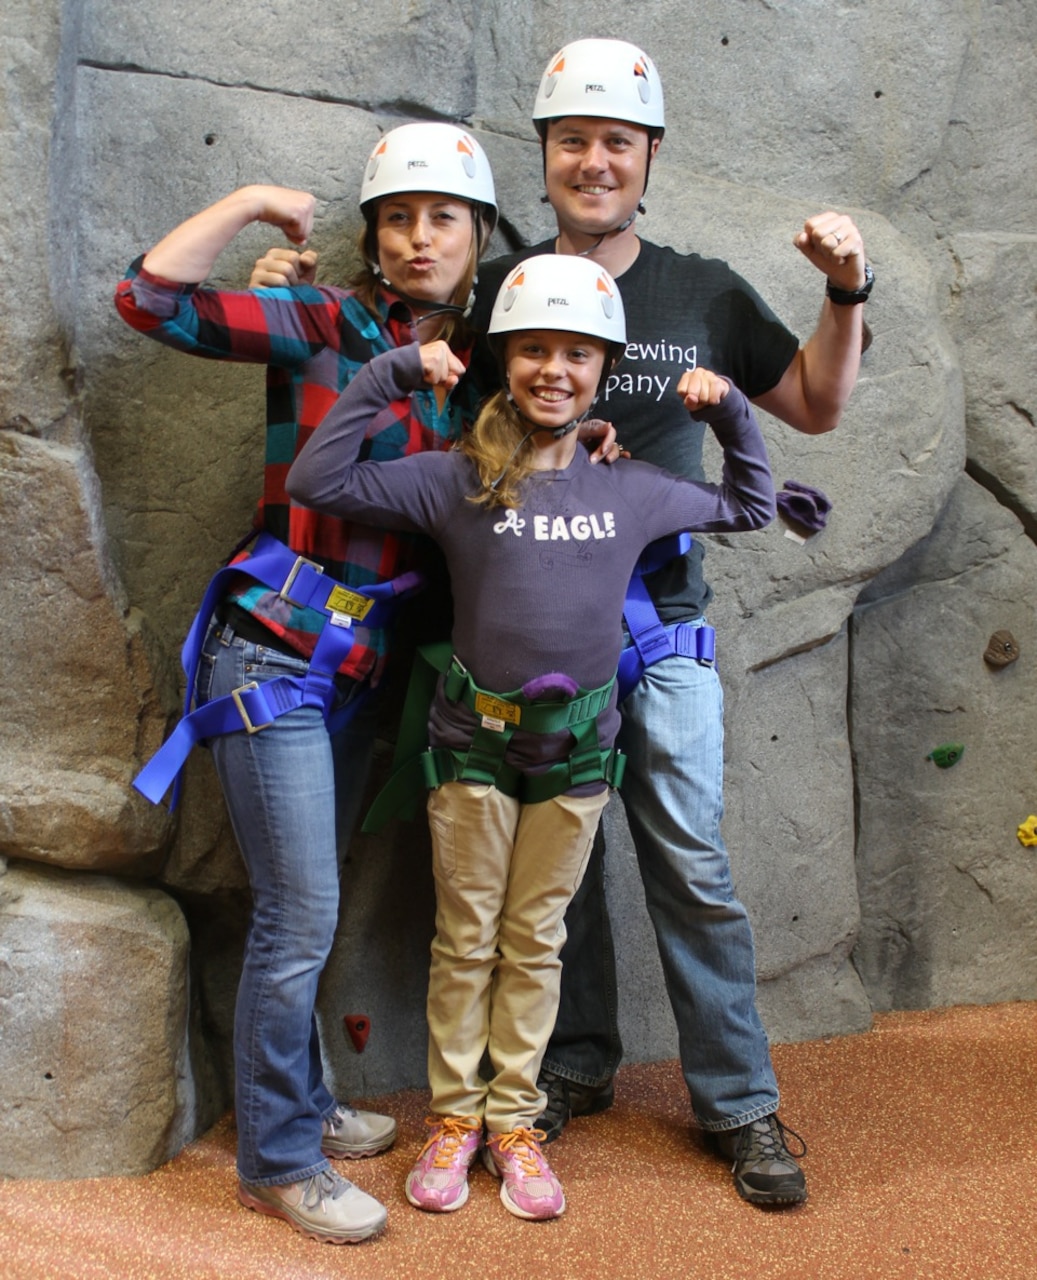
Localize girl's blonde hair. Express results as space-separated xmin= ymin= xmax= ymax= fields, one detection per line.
xmin=459 ymin=390 xmax=542 ymax=510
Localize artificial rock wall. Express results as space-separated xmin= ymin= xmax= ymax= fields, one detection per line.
xmin=1 ymin=0 xmax=1034 ymax=1177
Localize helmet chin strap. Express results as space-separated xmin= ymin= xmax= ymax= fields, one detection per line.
xmin=489 ymin=398 xmax=597 ymax=490
xmin=542 ymin=199 xmax=647 ymax=257
xmin=370 ymin=265 xmax=476 ymax=320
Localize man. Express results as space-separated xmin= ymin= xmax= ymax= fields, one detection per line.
xmin=468 ymin=37 xmax=869 ymax=1208
xmin=249 ymin=37 xmax=869 ymax=1208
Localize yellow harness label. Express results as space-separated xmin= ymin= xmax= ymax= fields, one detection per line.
xmin=473 ymin=693 xmax=521 ymax=726
xmin=325 ymin=586 xmax=375 ymax=621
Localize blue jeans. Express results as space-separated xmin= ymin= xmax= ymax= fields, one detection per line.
xmin=197 ymin=618 xmax=378 ymax=1185
xmin=543 ymin=631 xmax=780 ymax=1132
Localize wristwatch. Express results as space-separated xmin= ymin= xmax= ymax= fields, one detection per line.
xmin=826 ymin=262 xmax=874 ymax=305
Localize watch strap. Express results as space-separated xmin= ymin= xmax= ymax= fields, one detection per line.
xmin=827 ymin=262 xmax=874 ymax=305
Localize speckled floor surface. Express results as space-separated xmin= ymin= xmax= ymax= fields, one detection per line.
xmin=2 ymin=1002 xmax=1035 ymax=1280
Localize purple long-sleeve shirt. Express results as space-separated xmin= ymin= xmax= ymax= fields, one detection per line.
xmin=287 ymin=345 xmax=774 ymax=774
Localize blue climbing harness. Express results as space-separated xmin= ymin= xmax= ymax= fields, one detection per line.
xmin=616 ymin=533 xmax=715 ymax=702
xmin=133 ymin=531 xmax=424 ymax=807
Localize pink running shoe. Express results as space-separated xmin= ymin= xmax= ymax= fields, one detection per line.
xmin=405 ymin=1115 xmax=483 ymax=1212
xmin=483 ymin=1127 xmax=566 ymax=1220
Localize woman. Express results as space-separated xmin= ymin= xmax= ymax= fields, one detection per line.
xmin=115 ymin=122 xmax=497 ymax=1245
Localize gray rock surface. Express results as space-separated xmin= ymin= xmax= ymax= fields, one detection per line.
xmin=0 ymin=431 xmax=170 ymax=873
xmin=0 ymin=861 xmax=203 ymax=1178
xmin=0 ymin=0 xmax=72 ymax=434
xmin=1 ymin=0 xmax=1034 ymax=1172
xmin=945 ymin=233 xmax=1037 ymax=524
xmin=853 ymin=476 xmax=1037 ymax=1009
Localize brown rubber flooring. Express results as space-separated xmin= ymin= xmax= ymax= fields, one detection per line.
xmin=2 ymin=1002 xmax=1035 ymax=1279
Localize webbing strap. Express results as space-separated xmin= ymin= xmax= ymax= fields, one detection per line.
xmin=133 ymin=620 xmax=360 ymax=807
xmin=360 ymin=644 xmax=621 ymax=833
xmin=180 ymin=531 xmax=421 ymax=688
xmin=636 ymin=531 xmax=693 ymax=578
xmin=618 ymin=532 xmax=714 ymax=701
xmin=363 ymin=744 xmax=625 ymax=833
xmin=441 ymin=658 xmax=616 ymax=734
xmin=133 ymin=534 xmax=424 ymax=807
xmin=420 ymin=745 xmax=626 ymax=805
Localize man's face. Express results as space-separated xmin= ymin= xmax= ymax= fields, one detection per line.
xmin=544 ymin=116 xmax=659 ymax=239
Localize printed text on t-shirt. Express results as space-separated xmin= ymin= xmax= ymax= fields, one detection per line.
xmin=492 ymin=509 xmax=617 ymax=540
xmin=603 ymin=340 xmax=699 ymax=404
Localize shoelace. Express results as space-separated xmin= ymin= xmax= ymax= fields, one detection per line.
xmin=300 ymin=1168 xmax=349 ymax=1211
xmin=494 ymin=1127 xmax=549 ymax=1175
xmin=735 ymin=1115 xmax=807 ymax=1165
xmin=325 ymin=1105 xmax=358 ymax=1136
xmin=420 ymin=1115 xmax=482 ymax=1167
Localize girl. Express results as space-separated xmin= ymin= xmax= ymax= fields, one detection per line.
xmin=286 ymin=253 xmax=775 ymax=1221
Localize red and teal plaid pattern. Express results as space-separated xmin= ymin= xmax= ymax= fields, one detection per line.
xmin=116 ymin=260 xmax=475 ymax=683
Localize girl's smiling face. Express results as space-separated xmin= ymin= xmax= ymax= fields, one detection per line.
xmin=504 ymin=329 xmax=607 ymax=429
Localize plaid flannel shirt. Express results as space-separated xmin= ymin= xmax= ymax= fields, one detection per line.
xmin=115 ymin=258 xmax=475 ymax=683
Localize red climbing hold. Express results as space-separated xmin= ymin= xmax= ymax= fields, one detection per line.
xmin=343 ymin=1014 xmax=371 ymax=1053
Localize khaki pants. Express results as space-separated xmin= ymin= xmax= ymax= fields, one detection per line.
xmin=425 ymin=781 xmax=610 ymax=1133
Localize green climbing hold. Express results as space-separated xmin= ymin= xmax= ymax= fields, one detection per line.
xmin=927 ymin=743 xmax=964 ymax=769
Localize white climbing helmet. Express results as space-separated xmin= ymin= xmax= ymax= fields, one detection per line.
xmin=532 ymin=38 xmax=665 ymax=136
xmin=359 ymin=122 xmax=498 ymax=232
xmin=488 ymin=254 xmax=626 ymax=356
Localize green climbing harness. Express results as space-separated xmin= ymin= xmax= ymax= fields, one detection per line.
xmin=362 ymin=642 xmax=625 ymax=832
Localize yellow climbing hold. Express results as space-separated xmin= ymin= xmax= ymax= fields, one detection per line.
xmin=1016 ymin=816 xmax=1037 ymax=847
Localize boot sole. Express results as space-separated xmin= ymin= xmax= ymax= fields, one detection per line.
xmin=733 ymin=1178 xmax=809 ymax=1208
xmin=320 ymin=1132 xmax=396 ymax=1160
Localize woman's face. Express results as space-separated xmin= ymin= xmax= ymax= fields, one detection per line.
xmin=375 ymin=193 xmax=475 ymax=307
xmin=504 ymin=329 xmax=608 ymax=428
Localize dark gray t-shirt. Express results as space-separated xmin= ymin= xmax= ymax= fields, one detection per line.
xmin=470 ymin=238 xmax=799 ymax=621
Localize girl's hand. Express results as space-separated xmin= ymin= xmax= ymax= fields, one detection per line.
xmin=249 ymin=246 xmax=319 ymax=289
xmin=677 ymin=367 xmax=730 ymax=414
xmin=419 ymin=340 xmax=466 ymax=390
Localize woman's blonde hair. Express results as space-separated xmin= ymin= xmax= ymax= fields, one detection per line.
xmin=458 ymin=390 xmax=542 ymax=510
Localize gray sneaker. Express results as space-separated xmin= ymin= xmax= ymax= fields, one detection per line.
xmin=712 ymin=1114 xmax=808 ymax=1207
xmin=321 ymin=1103 xmax=397 ymax=1159
xmin=238 ymin=1168 xmax=387 ymax=1243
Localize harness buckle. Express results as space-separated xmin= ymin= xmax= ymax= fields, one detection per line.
xmin=231 ymin=682 xmax=273 ymax=734
xmin=279 ymin=554 xmax=323 ymax=607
